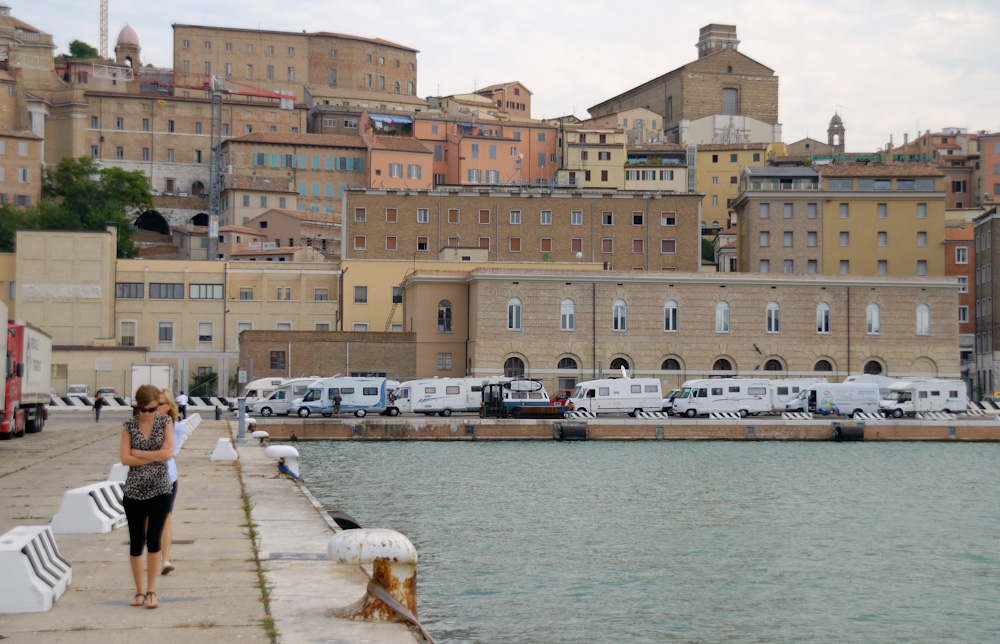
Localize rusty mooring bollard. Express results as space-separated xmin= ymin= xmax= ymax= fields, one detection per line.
xmin=328 ymin=528 xmax=418 ymax=622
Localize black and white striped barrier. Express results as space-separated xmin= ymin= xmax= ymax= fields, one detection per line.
xmin=636 ymin=411 xmax=671 ymax=419
xmin=852 ymin=412 xmax=886 ymax=420
xmin=49 ymin=482 xmax=127 ymax=534
xmin=0 ymin=526 xmax=72 ymax=613
xmin=782 ymin=412 xmax=813 ymax=420
xmin=567 ymin=410 xmax=597 ymax=419
xmin=709 ymin=412 xmax=743 ymax=420
xmin=916 ymin=411 xmax=957 ymax=420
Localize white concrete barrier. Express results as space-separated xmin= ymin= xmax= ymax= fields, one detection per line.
xmin=251 ymin=430 xmax=270 ymax=446
xmin=566 ymin=410 xmax=597 ymax=419
xmin=49 ymin=482 xmax=127 ymax=534
xmin=0 ymin=526 xmax=72 ymax=613
xmin=107 ymin=462 xmax=128 ymax=482
xmin=636 ymin=411 xmax=671 ymax=419
xmin=210 ymin=438 xmax=238 ymax=461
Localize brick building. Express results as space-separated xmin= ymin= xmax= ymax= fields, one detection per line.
xmin=402 ymin=268 xmax=961 ymax=392
xmin=341 ymin=188 xmax=703 ymax=270
xmin=588 ymin=24 xmax=779 ymax=144
xmin=238 ymin=330 xmax=415 ymax=382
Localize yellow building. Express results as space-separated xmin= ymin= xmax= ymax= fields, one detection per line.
xmin=695 ymin=142 xmax=781 ymax=233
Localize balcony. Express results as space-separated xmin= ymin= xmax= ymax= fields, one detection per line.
xmin=746 ymin=179 xmax=820 ymax=191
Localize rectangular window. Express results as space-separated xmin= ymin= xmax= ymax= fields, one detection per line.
xmin=354 ymin=286 xmax=368 ymax=304
xmin=840 ymin=260 xmax=850 ymax=274
xmin=956 ymin=247 xmax=968 ymax=264
xmin=407 ymin=164 xmax=422 ymax=179
xmin=632 ymin=239 xmax=644 ymax=254
xmin=760 ymin=231 xmax=770 ymax=247
xmin=448 ymin=209 xmax=459 ymax=224
xmin=417 ymin=236 xmax=428 ymax=251
xmin=438 ymin=353 xmax=452 ymax=371
xmin=239 ymin=287 xmax=253 ymax=300
xmin=510 ymin=210 xmax=521 ymax=225
xmin=878 ymin=203 xmax=887 ymax=218
xmin=760 ymin=260 xmax=770 ymax=273
xmin=386 ymin=208 xmax=398 ymax=223
xmin=119 ymin=321 xmax=136 ymax=347
xmin=660 ymin=239 xmax=676 ymax=254
xmin=917 ymin=232 xmax=927 ymax=247
xmin=784 ymin=231 xmax=793 ymax=247
xmin=540 ymin=210 xmax=552 ymax=225
xmin=959 ymin=306 xmax=968 ymax=323
xmin=198 ymin=322 xmax=213 ymax=343
xmin=540 ymin=238 xmax=552 ymax=253
xmin=807 ymin=259 xmax=818 ymax=274
xmin=355 ymin=207 xmax=366 ymax=222
xmin=571 ymin=238 xmax=583 ymax=254
xmin=115 ymin=283 xmax=144 ymax=298
xmin=877 ymin=231 xmax=887 ymax=246
xmin=571 ymin=211 xmax=583 ymax=226
xmin=149 ymin=283 xmax=183 ymax=299
xmin=386 ymin=236 xmax=397 ymax=251
xmin=510 ymin=237 xmax=521 ymax=252
xmin=807 ymin=203 xmax=817 ymax=219
xmin=958 ymin=276 xmax=968 ymax=293
xmin=354 ymin=235 xmax=366 ymax=250
xmin=270 ymin=351 xmax=286 ymax=370
xmin=602 ymin=212 xmax=613 ymax=225
xmin=417 ymin=208 xmax=429 ymax=224
xmin=189 ymin=284 xmax=223 ymax=299
xmin=917 ymin=203 xmax=927 ymax=218
xmin=783 ymin=203 xmax=793 ymax=218
xmin=878 ymin=260 xmax=888 ymax=275
xmin=158 ymin=322 xmax=173 ymax=343
xmin=760 ymin=203 xmax=770 ymax=218
xmin=602 ymin=238 xmax=613 ymax=253
xmin=840 ymin=204 xmax=849 ymax=218
xmin=479 ymin=209 xmax=490 ymax=225
xmin=917 ymin=260 xmax=927 ymax=275
xmin=783 ymin=260 xmax=794 ymax=273
xmin=840 ymin=231 xmax=849 ymax=246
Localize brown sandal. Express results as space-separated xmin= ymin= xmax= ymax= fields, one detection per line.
xmin=145 ymin=591 xmax=158 ymax=609
xmin=130 ymin=593 xmax=146 ymax=607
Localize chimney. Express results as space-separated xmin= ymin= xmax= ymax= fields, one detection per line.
xmin=904 ymin=133 xmax=908 ymax=146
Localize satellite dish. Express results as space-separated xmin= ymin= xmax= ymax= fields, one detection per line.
xmin=575 ymin=251 xmax=584 ymax=260
xmin=518 ymin=153 xmax=524 ymax=159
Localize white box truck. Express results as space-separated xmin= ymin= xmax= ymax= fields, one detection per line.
xmin=130 ymin=363 xmax=174 ymax=403
xmin=566 ymin=377 xmax=662 ymax=415
xmin=878 ymin=380 xmax=968 ymax=417
xmin=785 ymin=382 xmax=881 ymax=418
xmin=768 ymin=378 xmax=828 ymax=411
xmin=671 ymin=378 xmax=772 ymax=418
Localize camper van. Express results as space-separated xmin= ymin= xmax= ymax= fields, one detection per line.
xmin=878 ymin=380 xmax=968 ymax=417
xmin=785 ymin=382 xmax=881 ymax=417
xmin=233 ymin=377 xmax=285 ymax=411
xmin=391 ymin=377 xmax=483 ymax=416
xmin=566 ymin=377 xmax=662 ymax=415
xmin=291 ymin=377 xmax=391 ymax=417
xmin=251 ymin=377 xmax=321 ymax=416
xmin=768 ymin=379 xmax=828 ymax=411
xmin=671 ymin=378 xmax=772 ymax=417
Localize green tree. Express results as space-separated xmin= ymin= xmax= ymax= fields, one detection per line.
xmin=702 ymin=237 xmax=716 ymax=263
xmin=40 ymin=157 xmax=153 ymax=257
xmin=67 ymin=40 xmax=99 ymax=60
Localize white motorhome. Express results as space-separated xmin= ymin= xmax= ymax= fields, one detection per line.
xmin=236 ymin=377 xmax=286 ymax=410
xmin=391 ymin=377 xmax=483 ymax=416
xmin=292 ymin=377 xmax=391 ymax=417
xmin=566 ymin=377 xmax=662 ymax=415
xmin=671 ymin=378 xmax=772 ymax=418
xmin=251 ymin=377 xmax=321 ymax=416
xmin=878 ymin=380 xmax=968 ymax=417
xmin=842 ymin=374 xmax=904 ymax=398
xmin=786 ymin=382 xmax=881 ymax=417
xmin=768 ymin=379 xmax=828 ymax=411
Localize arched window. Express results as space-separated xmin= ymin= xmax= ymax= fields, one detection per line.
xmin=713 ymin=358 xmax=732 ymax=371
xmin=764 ymin=359 xmax=782 ymax=371
xmin=558 ymin=357 xmax=578 ymax=370
xmin=610 ymin=357 xmax=630 ymax=372
xmin=766 ymin=301 xmax=781 ymax=333
xmin=866 ymin=303 xmax=881 ymax=334
xmin=191 ymin=180 xmax=205 ymax=196
xmin=664 ymin=300 xmax=678 ymax=332
xmin=814 ymin=359 xmax=833 ymax=372
xmin=715 ymin=301 xmax=730 ymax=333
xmin=613 ymin=299 xmax=627 ymax=331
xmin=816 ymin=302 xmax=831 ymax=334
xmin=864 ymin=360 xmax=882 ymax=375
xmin=507 ymin=298 xmax=522 ymax=330
xmin=662 ymin=358 xmax=681 ymax=370
xmin=504 ymin=357 xmax=525 ymax=378
xmin=437 ymin=300 xmax=452 ymax=332
xmin=561 ymin=298 xmax=575 ymax=331
xmin=408 ymin=81 xmax=415 ymax=95
xmin=916 ymin=304 xmax=930 ymax=335
xmin=393 ymin=81 xmax=400 ymax=94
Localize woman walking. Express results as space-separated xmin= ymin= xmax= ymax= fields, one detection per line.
xmin=157 ymin=389 xmax=185 ymax=575
xmin=120 ymin=384 xmax=174 ymax=608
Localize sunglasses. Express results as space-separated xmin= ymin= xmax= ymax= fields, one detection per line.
xmin=138 ymin=406 xmax=159 ymax=413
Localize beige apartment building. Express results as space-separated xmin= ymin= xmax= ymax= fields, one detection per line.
xmin=555 ymin=128 xmax=627 ymax=189
xmin=734 ymin=164 xmax=947 ymax=276
xmin=402 ymin=268 xmax=961 ymax=392
xmin=0 ymin=129 xmax=42 ymax=206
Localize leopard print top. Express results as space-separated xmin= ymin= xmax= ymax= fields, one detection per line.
xmin=123 ymin=415 xmax=173 ymax=500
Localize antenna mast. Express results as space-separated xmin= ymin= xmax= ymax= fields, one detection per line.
xmin=100 ymin=0 xmax=108 ymax=59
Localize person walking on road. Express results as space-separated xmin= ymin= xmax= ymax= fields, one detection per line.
xmin=94 ymin=395 xmax=105 ymax=422
xmin=156 ymin=389 xmax=185 ymax=576
xmin=120 ymin=384 xmax=174 ymax=609
xmin=176 ymin=391 xmax=188 ymax=420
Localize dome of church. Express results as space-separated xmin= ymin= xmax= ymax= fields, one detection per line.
xmin=117 ymin=24 xmax=139 ymax=47
xmin=830 ymin=113 xmax=843 ymax=126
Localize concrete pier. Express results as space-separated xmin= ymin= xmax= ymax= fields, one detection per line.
xmin=0 ymin=411 xmax=423 ymax=643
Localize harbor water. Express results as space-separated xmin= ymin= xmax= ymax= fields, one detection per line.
xmin=298 ymin=441 xmax=1000 ymax=643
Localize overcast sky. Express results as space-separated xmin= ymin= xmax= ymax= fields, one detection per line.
xmin=15 ymin=0 xmax=1000 ymax=150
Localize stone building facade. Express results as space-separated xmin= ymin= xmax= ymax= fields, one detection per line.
xmin=404 ymin=268 xmax=961 ymax=392
xmin=341 ymin=188 xmax=703 ymax=271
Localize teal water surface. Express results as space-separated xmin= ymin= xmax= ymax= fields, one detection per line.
xmin=297 ymin=441 xmax=1000 ymax=643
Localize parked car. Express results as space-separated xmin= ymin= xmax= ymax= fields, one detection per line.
xmin=549 ymin=389 xmax=573 ymax=407
xmin=66 ymin=384 xmax=90 ymax=398
xmin=97 ymin=386 xmax=116 ymax=398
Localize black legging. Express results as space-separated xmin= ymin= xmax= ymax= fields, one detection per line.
xmin=123 ymin=494 xmax=173 ymax=557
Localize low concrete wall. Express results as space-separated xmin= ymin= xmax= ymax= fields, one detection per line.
xmin=253 ymin=417 xmax=1000 ymax=441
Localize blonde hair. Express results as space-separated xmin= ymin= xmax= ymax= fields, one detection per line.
xmin=159 ymin=388 xmax=180 ymax=422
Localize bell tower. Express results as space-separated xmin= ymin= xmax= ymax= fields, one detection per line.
xmin=828 ymin=113 xmax=845 ymax=155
